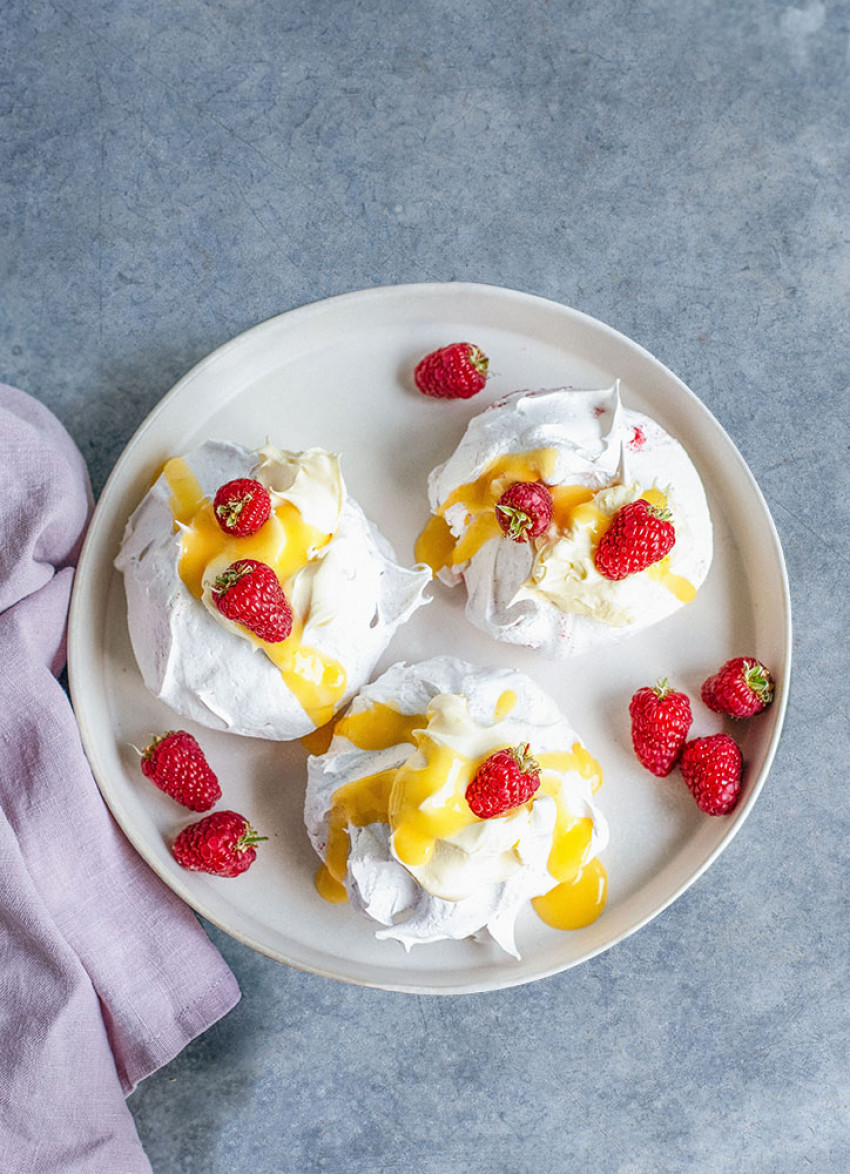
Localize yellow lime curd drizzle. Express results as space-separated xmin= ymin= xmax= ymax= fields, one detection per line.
xmin=550 ymin=484 xmax=597 ymax=531
xmin=413 ymin=452 xmax=695 ymax=606
xmin=313 ymin=692 xmax=607 ymax=931
xmin=334 ymin=702 xmax=425 ymax=751
xmin=414 ymin=448 xmax=560 ymax=575
xmin=639 ymin=487 xmax=697 ymax=603
xmin=162 ymin=457 xmax=347 ymax=728
xmin=493 ymin=688 xmax=517 ymax=721
xmin=315 ymin=767 xmax=399 ymax=902
xmin=313 ymin=702 xmax=428 ymax=903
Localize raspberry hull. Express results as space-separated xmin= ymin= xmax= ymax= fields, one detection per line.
xmin=702 ymin=657 xmax=774 ymax=718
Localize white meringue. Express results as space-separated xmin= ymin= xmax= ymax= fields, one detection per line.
xmin=305 ymin=657 xmax=608 ymax=958
xmin=418 ymin=383 xmax=713 ymax=657
xmin=115 ymin=441 xmax=430 ymax=740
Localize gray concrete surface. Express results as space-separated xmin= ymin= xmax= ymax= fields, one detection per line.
xmin=3 ymin=1 xmax=847 ymax=1171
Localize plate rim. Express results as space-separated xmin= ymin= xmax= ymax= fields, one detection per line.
xmin=68 ymin=280 xmax=793 ymax=994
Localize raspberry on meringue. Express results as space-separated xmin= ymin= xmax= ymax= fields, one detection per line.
xmin=304 ymin=657 xmax=609 ymax=958
xmin=115 ymin=441 xmax=431 ymax=740
xmin=415 ymin=383 xmax=713 ymax=657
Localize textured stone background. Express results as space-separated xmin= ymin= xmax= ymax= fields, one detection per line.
xmin=3 ymin=1 xmax=848 ymax=1171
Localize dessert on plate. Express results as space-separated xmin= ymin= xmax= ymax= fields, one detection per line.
xmin=416 ymin=382 xmax=713 ymax=657
xmin=115 ymin=441 xmax=430 ymax=740
xmin=304 ymin=656 xmax=608 ymax=957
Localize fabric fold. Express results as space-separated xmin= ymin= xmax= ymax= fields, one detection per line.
xmin=0 ymin=384 xmax=241 ymax=1173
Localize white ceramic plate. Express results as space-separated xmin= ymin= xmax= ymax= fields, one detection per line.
xmin=68 ymin=283 xmax=791 ymax=994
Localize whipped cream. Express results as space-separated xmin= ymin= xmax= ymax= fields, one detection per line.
xmin=115 ymin=441 xmax=430 ymax=740
xmin=305 ymin=657 xmax=608 ymax=957
xmin=419 ymin=383 xmax=713 ymax=657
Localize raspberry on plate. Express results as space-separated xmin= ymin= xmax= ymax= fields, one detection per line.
xmin=594 ymin=498 xmax=676 ymax=581
xmin=680 ymin=734 xmax=743 ymax=816
xmin=496 ymin=481 xmax=554 ymax=542
xmin=172 ymin=810 xmax=267 ymax=877
xmin=629 ymin=680 xmax=693 ymax=778
xmin=701 ymin=657 xmax=774 ymax=718
xmin=465 ymin=743 xmax=541 ymax=819
xmin=213 ymin=477 xmax=272 ymax=537
xmin=212 ymin=558 xmax=293 ymax=643
xmin=414 ymin=342 xmax=489 ymax=400
xmin=140 ymin=729 xmax=221 ymax=811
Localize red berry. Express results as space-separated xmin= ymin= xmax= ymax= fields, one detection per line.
xmin=173 ymin=810 xmax=267 ymax=877
xmin=213 ymin=478 xmax=272 ymax=537
xmin=414 ymin=342 xmax=489 ymax=400
xmin=701 ymin=657 xmax=774 ymax=719
xmin=465 ymin=744 xmax=541 ymax=819
xmin=629 ymin=680 xmax=693 ymax=777
xmin=595 ymin=498 xmax=676 ymax=581
xmin=212 ymin=558 xmax=293 ymax=643
xmin=496 ymin=481 xmax=554 ymax=542
xmin=140 ymin=730 xmax=221 ymax=812
xmin=680 ymin=734 xmax=743 ymax=816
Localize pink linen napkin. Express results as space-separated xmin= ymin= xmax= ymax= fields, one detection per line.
xmin=0 ymin=384 xmax=241 ymax=1173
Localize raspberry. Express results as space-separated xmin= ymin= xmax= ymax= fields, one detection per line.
xmin=465 ymin=744 xmax=541 ymax=819
xmin=595 ymin=498 xmax=676 ymax=581
xmin=701 ymin=657 xmax=774 ymax=719
xmin=629 ymin=680 xmax=693 ymax=777
xmin=414 ymin=343 xmax=489 ymax=400
xmin=172 ymin=810 xmax=267 ymax=877
xmin=212 ymin=558 xmax=293 ymax=643
xmin=213 ymin=478 xmax=272 ymax=537
xmin=680 ymin=734 xmax=743 ymax=816
xmin=140 ymin=730 xmax=221 ymax=812
xmin=496 ymin=481 xmax=554 ymax=542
